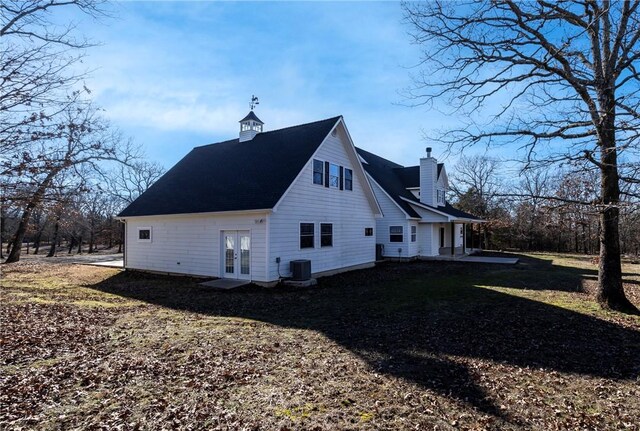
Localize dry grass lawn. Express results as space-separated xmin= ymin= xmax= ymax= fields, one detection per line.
xmin=1 ymin=253 xmax=639 ymax=430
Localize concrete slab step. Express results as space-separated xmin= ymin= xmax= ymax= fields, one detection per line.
xmin=199 ymin=279 xmax=251 ymax=290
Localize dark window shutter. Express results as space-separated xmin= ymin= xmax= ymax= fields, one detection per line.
xmin=339 ymin=166 xmax=344 ymax=190
xmin=324 ymin=161 xmax=330 ymax=187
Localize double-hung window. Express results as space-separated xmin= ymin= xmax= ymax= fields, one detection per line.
xmin=300 ymin=223 xmax=315 ymax=248
xmin=313 ymin=159 xmax=324 ymax=185
xmin=320 ymin=223 xmax=333 ymax=247
xmin=329 ymin=163 xmax=340 ymax=188
xmin=411 ymin=225 xmax=417 ymax=242
xmin=300 ymin=223 xmax=315 ymax=249
xmin=389 ymin=226 xmax=403 ymax=243
xmin=344 ymin=168 xmax=353 ymax=191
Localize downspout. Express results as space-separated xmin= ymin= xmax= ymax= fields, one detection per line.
xmin=122 ymin=220 xmax=127 ymax=269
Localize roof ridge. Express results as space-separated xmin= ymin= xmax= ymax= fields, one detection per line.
xmin=260 ymin=115 xmax=342 ymax=136
xmin=195 ymin=138 xmax=239 ymax=149
xmin=356 ymin=147 xmax=404 ymax=169
xmin=392 ymin=165 xmax=419 ymax=171
xmin=194 ymin=115 xmax=342 ymax=149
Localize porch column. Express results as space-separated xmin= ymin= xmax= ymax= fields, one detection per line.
xmin=450 ymin=221 xmax=455 ymax=255
xmin=462 ymin=223 xmax=466 ymax=254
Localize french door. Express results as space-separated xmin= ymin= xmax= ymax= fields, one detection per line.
xmin=222 ymin=230 xmax=251 ymax=280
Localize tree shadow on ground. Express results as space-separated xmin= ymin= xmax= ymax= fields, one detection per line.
xmin=88 ymin=254 xmax=640 ymax=423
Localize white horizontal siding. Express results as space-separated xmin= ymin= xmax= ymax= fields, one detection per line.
xmin=417 ymin=223 xmax=442 ymax=256
xmin=125 ymin=212 xmax=269 ymax=281
xmin=455 ymin=223 xmax=464 ymax=247
xmin=408 ymin=221 xmax=419 ymax=256
xmin=269 ymin=123 xmax=377 ymax=280
xmin=369 ymin=180 xmax=411 ymax=258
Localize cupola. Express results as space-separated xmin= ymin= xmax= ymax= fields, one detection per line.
xmin=239 ymin=95 xmax=263 ymax=142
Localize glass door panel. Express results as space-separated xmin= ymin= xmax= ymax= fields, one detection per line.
xmin=240 ymin=234 xmax=250 ymax=276
xmin=224 ymin=234 xmax=235 ymax=275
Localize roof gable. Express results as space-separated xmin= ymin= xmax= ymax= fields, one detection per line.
xmin=437 ymin=163 xmax=449 ymax=188
xmin=119 ymin=116 xmax=341 ymax=217
xmin=355 ymin=148 xmax=421 ymax=218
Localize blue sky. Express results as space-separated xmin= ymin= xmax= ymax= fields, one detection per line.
xmin=67 ymin=1 xmax=464 ymax=169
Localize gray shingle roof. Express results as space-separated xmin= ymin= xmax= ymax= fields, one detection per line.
xmin=355 ymin=148 xmax=421 ymax=218
xmin=355 ymin=147 xmax=480 ymax=221
xmin=436 ymin=203 xmax=480 ymax=220
xmin=118 ymin=116 xmax=341 ymax=217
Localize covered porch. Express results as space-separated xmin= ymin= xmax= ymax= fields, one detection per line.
xmin=437 ymin=220 xmax=485 ymax=257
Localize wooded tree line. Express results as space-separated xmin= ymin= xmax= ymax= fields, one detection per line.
xmin=1 ymin=160 xmax=164 ymax=259
xmin=449 ymin=155 xmax=640 ymax=257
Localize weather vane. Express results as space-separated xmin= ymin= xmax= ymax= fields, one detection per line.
xmin=250 ymin=95 xmax=259 ymax=111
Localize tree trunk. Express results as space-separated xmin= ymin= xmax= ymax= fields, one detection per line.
xmin=117 ymin=222 xmax=123 ymax=253
xmin=596 ymin=109 xmax=637 ymax=313
xmin=88 ymin=230 xmax=94 ymax=253
xmin=5 ymin=170 xmax=58 ymax=263
xmin=596 ymin=206 xmax=634 ymax=311
xmin=0 ymin=200 xmax=4 ymax=260
xmin=77 ymin=236 xmax=82 ymax=254
xmin=47 ymin=216 xmax=61 ymax=257
xmin=33 ymin=230 xmax=43 ymax=255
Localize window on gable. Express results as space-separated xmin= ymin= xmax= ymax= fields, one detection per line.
xmin=389 ymin=226 xmax=403 ymax=243
xmin=365 ymin=227 xmax=373 ymax=236
xmin=344 ymin=168 xmax=353 ymax=191
xmin=329 ymin=163 xmax=340 ymax=188
xmin=313 ymin=159 xmax=324 ymax=185
xmin=300 ymin=223 xmax=315 ymax=249
xmin=411 ymin=225 xmax=417 ymax=242
xmin=320 ymin=223 xmax=333 ymax=247
xmin=437 ymin=189 xmax=445 ymax=204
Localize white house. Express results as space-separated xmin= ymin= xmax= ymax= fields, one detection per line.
xmin=118 ymin=112 xmax=482 ymax=284
xmin=355 ymin=147 xmax=483 ymax=259
xmin=118 ymin=113 xmax=382 ymax=284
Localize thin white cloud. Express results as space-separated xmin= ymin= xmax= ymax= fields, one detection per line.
xmin=67 ymin=1 xmax=497 ymax=169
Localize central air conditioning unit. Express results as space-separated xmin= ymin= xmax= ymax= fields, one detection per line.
xmin=290 ymin=259 xmax=311 ymax=281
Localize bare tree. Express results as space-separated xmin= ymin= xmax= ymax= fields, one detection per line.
xmin=449 ymin=155 xmax=502 ymax=248
xmin=107 ymin=161 xmax=165 ymax=207
xmin=514 ymin=170 xmax=554 ymax=250
xmin=1 ymin=1 xmax=109 ymax=173
xmin=4 ymin=102 xmax=135 ymax=263
xmin=450 ymin=155 xmax=501 ymax=212
xmin=404 ymin=0 xmax=640 ymax=313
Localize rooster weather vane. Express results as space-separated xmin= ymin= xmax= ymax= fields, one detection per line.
xmin=250 ymin=95 xmax=259 ymax=111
